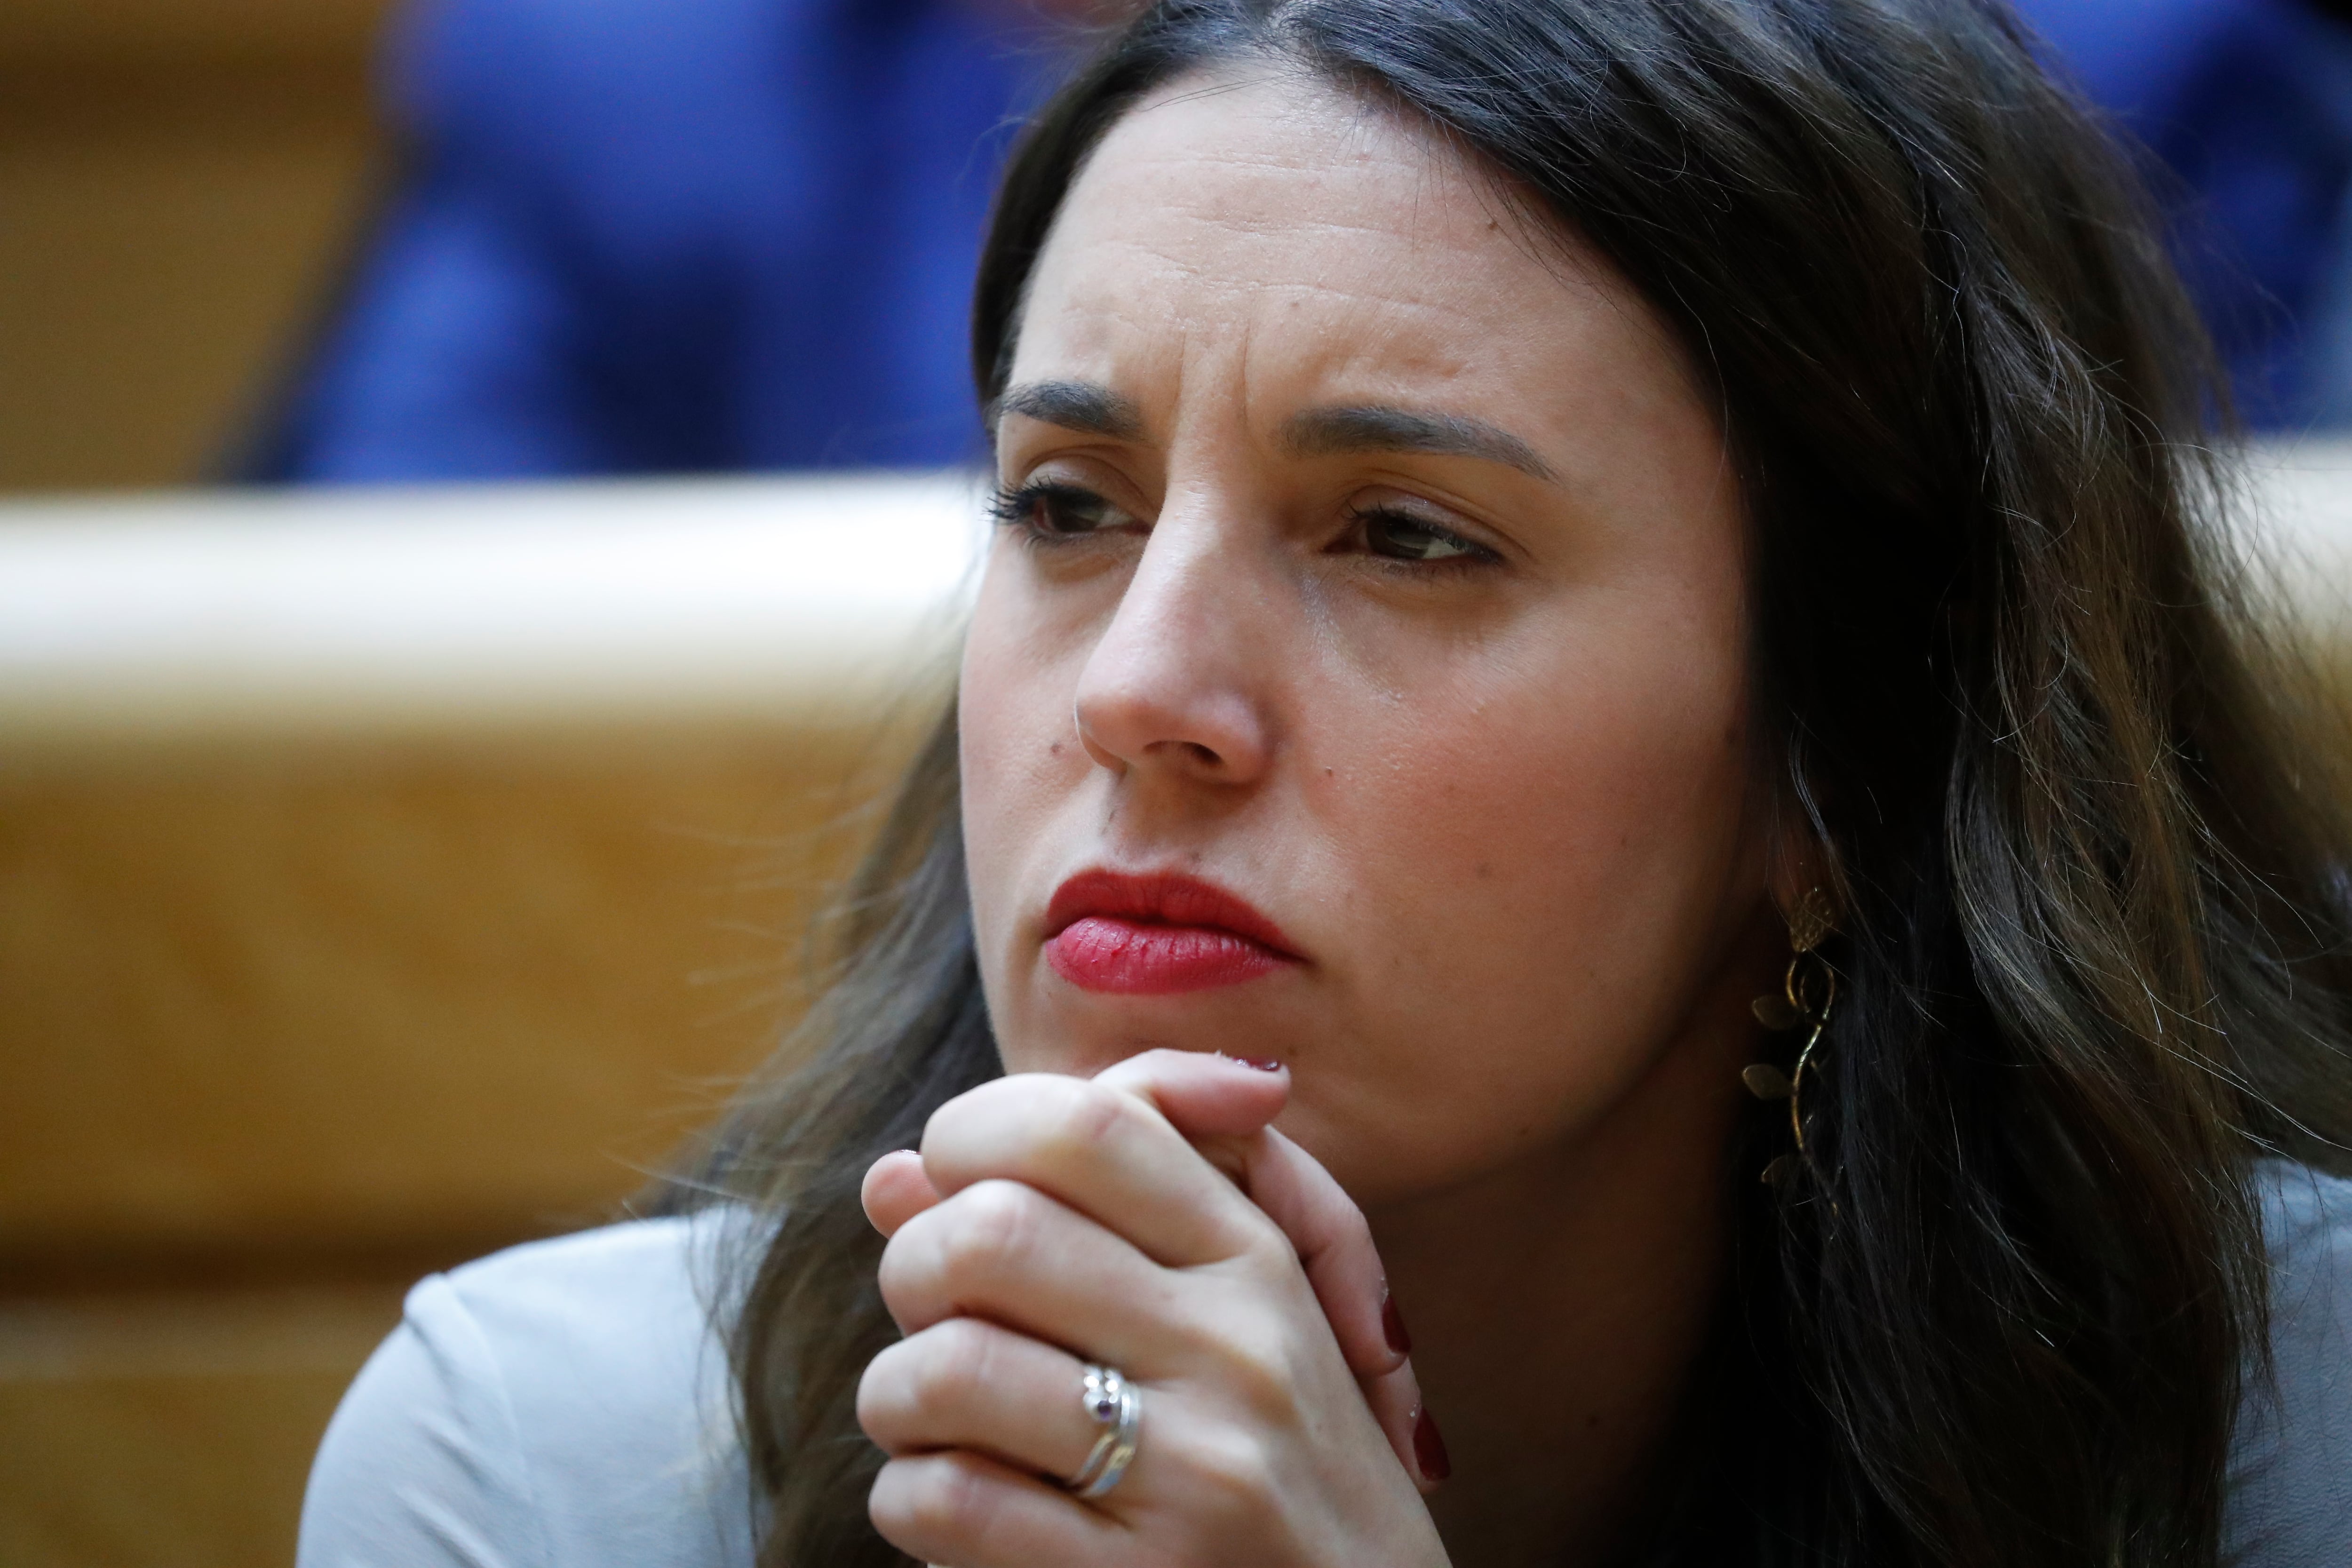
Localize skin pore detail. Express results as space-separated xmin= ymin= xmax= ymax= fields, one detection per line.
xmin=948 ymin=65 xmax=1796 ymax=1568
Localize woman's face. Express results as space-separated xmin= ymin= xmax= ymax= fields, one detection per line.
xmin=960 ymin=68 xmax=1773 ymax=1208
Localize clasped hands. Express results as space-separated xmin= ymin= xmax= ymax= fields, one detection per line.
xmin=857 ymin=1048 xmax=1454 ymax=1568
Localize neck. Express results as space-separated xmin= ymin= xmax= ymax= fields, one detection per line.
xmin=1368 ymin=960 xmax=1764 ymax=1568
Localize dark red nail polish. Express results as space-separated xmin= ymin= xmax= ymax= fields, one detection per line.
xmin=1238 ymin=1057 xmax=1285 ymax=1072
xmin=1413 ymin=1407 xmax=1451 ymax=1482
xmin=1382 ymin=1291 xmax=1412 ymax=1356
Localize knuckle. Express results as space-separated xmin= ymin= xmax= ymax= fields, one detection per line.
xmin=898 ymin=1456 xmax=994 ymax=1545
xmin=1235 ymin=1213 xmax=1300 ymax=1274
xmin=1217 ymin=1327 xmax=1303 ymax=1424
xmin=943 ymin=1179 xmax=1041 ymax=1276
xmin=869 ymin=1465 xmax=924 ymax=1543
xmin=854 ymin=1347 xmax=904 ymax=1434
xmin=1040 ymin=1077 xmax=1132 ymax=1162
xmin=927 ymin=1075 xmax=1017 ymax=1145
xmin=874 ymin=1214 xmax=943 ymax=1308
xmin=1182 ymin=1425 xmax=1282 ymax=1525
xmin=911 ymin=1319 xmax=995 ymax=1411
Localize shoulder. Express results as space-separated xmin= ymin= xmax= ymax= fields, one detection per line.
xmin=297 ymin=1210 xmax=760 ymax=1568
xmin=2228 ymin=1162 xmax=2352 ymax=1565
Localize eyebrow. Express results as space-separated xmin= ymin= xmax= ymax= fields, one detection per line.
xmin=1281 ymin=404 xmax=1557 ymax=482
xmin=992 ymin=381 xmax=1557 ymax=485
xmin=990 ymin=380 xmax=1144 ymax=439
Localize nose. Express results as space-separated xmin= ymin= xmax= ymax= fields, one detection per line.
xmin=1071 ymin=509 xmax=1277 ymax=787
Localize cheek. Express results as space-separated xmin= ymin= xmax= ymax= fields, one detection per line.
xmin=956 ymin=565 xmax=1088 ymax=995
xmin=1367 ymin=658 xmax=1750 ymax=992
xmin=959 ymin=608 xmax=1035 ymax=921
xmin=1293 ymin=592 xmax=1761 ymax=1194
xmin=1340 ymin=573 xmax=1753 ymax=915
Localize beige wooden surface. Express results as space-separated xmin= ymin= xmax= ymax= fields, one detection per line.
xmin=0 ymin=1286 xmax=405 ymax=1568
xmin=0 ymin=1 xmax=392 ymax=494
xmin=0 ymin=730 xmax=903 ymax=1276
xmin=0 ymin=476 xmax=968 ymax=1566
xmin=0 ymin=731 xmax=909 ymax=1567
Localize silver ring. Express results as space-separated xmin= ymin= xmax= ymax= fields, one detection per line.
xmin=1067 ymin=1364 xmax=1141 ymax=1498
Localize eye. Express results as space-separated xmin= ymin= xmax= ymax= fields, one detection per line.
xmin=1357 ymin=507 xmax=1491 ymax=564
xmin=989 ymin=480 xmax=1136 ymax=540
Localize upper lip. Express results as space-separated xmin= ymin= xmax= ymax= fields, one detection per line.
xmin=1044 ymin=868 xmax=1302 ymax=957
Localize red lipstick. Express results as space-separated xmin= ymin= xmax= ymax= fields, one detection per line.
xmin=1043 ymin=869 xmax=1302 ymax=995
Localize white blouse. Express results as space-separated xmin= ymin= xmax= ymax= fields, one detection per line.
xmin=298 ymin=1165 xmax=2352 ymax=1567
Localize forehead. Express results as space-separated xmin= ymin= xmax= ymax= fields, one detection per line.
xmin=1012 ymin=66 xmax=1699 ymax=437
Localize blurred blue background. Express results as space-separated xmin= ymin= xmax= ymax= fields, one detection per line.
xmin=230 ymin=0 xmax=2352 ymax=476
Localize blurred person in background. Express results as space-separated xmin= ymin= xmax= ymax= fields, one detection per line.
xmin=243 ymin=0 xmax=2352 ymax=486
xmin=2022 ymin=0 xmax=2352 ymax=426
xmin=243 ymin=0 xmax=1110 ymax=480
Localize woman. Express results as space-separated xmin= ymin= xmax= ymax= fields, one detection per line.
xmin=298 ymin=1 xmax=2352 ymax=1565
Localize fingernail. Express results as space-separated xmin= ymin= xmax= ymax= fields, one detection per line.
xmin=1382 ymin=1290 xmax=1412 ymax=1356
xmin=1237 ymin=1058 xmax=1285 ymax=1073
xmin=1413 ymin=1407 xmax=1451 ymax=1482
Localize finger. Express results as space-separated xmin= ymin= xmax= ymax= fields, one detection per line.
xmin=1081 ymin=1055 xmax=1390 ymax=1378
xmin=1093 ymin=1047 xmax=1289 ymax=1138
xmin=858 ymin=1317 xmax=1105 ymax=1485
xmin=1223 ymin=1123 xmax=1427 ymax=1480
xmin=1362 ymin=1359 xmax=1444 ymax=1492
xmin=878 ymin=1178 xmax=1176 ymax=1369
xmin=1087 ymin=1056 xmax=1414 ymax=1435
xmin=966 ymin=1058 xmax=1411 ymax=1451
xmin=1235 ymin=1126 xmax=1403 ymax=1380
xmin=1092 ymin=1047 xmax=1289 ymax=1189
xmin=870 ymin=1449 xmax=1125 ymax=1568
xmin=919 ymin=1067 xmax=1278 ymax=1269
xmin=864 ymin=1150 xmax=943 ymax=1239
xmin=1080 ymin=1053 xmax=1398 ymax=1390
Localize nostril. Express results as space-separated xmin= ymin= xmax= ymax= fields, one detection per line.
xmin=1136 ymin=737 xmax=1227 ymax=773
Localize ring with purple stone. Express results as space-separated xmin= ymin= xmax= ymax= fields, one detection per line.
xmin=1067 ymin=1365 xmax=1141 ymax=1498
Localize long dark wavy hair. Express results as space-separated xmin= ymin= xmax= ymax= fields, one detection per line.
xmin=660 ymin=2 xmax=2352 ymax=1563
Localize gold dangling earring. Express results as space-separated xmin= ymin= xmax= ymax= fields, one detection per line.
xmin=1743 ymin=886 xmax=1837 ymax=1187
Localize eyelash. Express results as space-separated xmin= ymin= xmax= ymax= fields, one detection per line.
xmin=988 ymin=479 xmax=1503 ymax=574
xmin=1338 ymin=500 xmax=1503 ymax=575
xmin=986 ymin=480 xmax=1115 ymax=545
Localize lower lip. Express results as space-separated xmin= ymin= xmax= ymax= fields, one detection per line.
xmin=1045 ymin=915 xmax=1295 ymax=995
